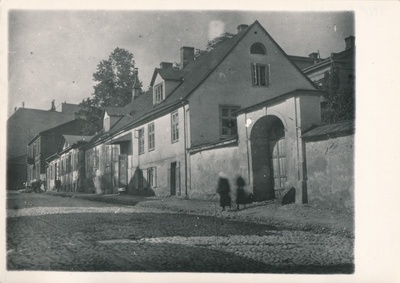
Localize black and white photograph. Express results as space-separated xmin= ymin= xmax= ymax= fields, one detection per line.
xmin=2 ymin=1 xmax=400 ymax=282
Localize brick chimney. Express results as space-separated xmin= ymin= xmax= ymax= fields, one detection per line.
xmin=50 ymin=99 xmax=56 ymax=111
xmin=160 ymin=62 xmax=173 ymax=69
xmin=237 ymin=24 xmax=249 ymax=33
xmin=345 ymin=36 xmax=355 ymax=50
xmin=309 ymin=52 xmax=319 ymax=59
xmin=180 ymin=46 xmax=194 ymax=69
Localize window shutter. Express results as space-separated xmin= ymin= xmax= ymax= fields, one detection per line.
xmin=251 ymin=63 xmax=257 ymax=85
xmin=266 ymin=64 xmax=270 ymax=87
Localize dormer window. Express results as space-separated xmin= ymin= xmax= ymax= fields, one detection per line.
xmin=154 ymin=82 xmax=164 ymax=104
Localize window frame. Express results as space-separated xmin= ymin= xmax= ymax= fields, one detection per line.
xmin=138 ymin=128 xmax=145 ymax=155
xmin=252 ymin=63 xmax=270 ymax=87
xmin=171 ymin=111 xmax=179 ymax=143
xmin=219 ymin=105 xmax=240 ymax=139
xmin=250 ymin=42 xmax=267 ymax=55
xmin=154 ymin=82 xmax=164 ymax=104
xmin=148 ymin=123 xmax=155 ymax=151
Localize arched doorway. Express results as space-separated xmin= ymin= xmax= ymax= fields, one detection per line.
xmin=250 ymin=115 xmax=286 ymax=201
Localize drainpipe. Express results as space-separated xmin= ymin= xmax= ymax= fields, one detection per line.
xmin=245 ymin=112 xmax=251 ymax=189
xmin=182 ymin=98 xmax=189 ymax=198
xmin=294 ymin=96 xmax=307 ymax=203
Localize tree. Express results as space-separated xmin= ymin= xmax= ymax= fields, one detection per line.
xmin=320 ymin=65 xmax=355 ymax=123
xmin=195 ymin=32 xmax=234 ymax=59
xmin=77 ymin=47 xmax=142 ymax=131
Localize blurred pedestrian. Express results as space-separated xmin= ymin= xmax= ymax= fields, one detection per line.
xmin=216 ymin=172 xmax=231 ymax=211
xmin=235 ymin=176 xmax=246 ymax=210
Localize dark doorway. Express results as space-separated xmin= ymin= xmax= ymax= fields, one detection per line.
xmin=119 ymin=154 xmax=128 ymax=188
xmin=170 ymin=162 xmax=177 ymax=196
xmin=250 ymin=115 xmax=286 ymax=201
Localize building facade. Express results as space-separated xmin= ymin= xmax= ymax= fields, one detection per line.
xmin=79 ymin=21 xmax=327 ymax=204
xmin=7 ymin=101 xmax=80 ymax=189
xmin=26 ymin=119 xmax=95 ymax=186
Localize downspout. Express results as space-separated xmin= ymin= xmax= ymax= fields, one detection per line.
xmin=294 ymin=96 xmax=307 ymax=203
xmin=245 ymin=112 xmax=251 ymax=188
xmin=182 ymin=99 xmax=188 ymax=198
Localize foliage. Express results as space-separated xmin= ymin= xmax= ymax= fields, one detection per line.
xmin=194 ymin=32 xmax=234 ymax=59
xmin=320 ymin=66 xmax=355 ymax=123
xmin=77 ymin=47 xmax=142 ymax=131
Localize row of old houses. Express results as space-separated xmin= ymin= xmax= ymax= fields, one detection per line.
xmin=16 ymin=20 xmax=355 ymax=210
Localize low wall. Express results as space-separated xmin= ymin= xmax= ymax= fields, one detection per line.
xmin=304 ymin=134 xmax=354 ymax=211
xmin=189 ymin=145 xmax=242 ymax=200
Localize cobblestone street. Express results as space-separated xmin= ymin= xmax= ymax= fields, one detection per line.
xmin=7 ymin=192 xmax=354 ymax=273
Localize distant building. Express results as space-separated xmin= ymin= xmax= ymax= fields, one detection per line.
xmin=289 ymin=36 xmax=355 ymax=91
xmin=26 ymin=118 xmax=95 ymax=186
xmin=7 ymin=101 xmax=81 ymax=189
xmin=46 ymin=135 xmax=93 ymax=192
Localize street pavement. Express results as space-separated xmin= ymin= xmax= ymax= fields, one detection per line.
xmin=6 ymin=191 xmax=354 ymax=273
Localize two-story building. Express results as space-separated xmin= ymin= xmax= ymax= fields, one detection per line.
xmin=81 ymin=20 xmax=325 ymax=204
xmin=7 ymin=101 xmax=80 ymax=189
xmin=46 ymin=135 xmax=93 ymax=192
xmin=27 ymin=119 xmax=95 ymax=187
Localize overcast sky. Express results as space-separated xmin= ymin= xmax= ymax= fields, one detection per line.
xmin=8 ymin=10 xmax=354 ymax=117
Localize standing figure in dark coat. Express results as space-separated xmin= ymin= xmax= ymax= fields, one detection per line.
xmin=235 ymin=176 xmax=246 ymax=210
xmin=216 ymin=172 xmax=231 ymax=211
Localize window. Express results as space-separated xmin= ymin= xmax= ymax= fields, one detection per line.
xmin=171 ymin=111 xmax=179 ymax=143
xmin=66 ymin=154 xmax=71 ymax=173
xmin=154 ymin=82 xmax=164 ymax=103
xmin=49 ymin=165 xmax=53 ymax=179
xmin=148 ymin=123 xmax=155 ymax=151
xmin=138 ymin=128 xmax=145 ymax=154
xmin=220 ymin=106 xmax=240 ymax=138
xmin=252 ymin=63 xmax=270 ymax=86
xmin=147 ymin=167 xmax=157 ymax=188
xmin=250 ymin=43 xmax=266 ymax=55
xmin=105 ymin=145 xmax=110 ymax=165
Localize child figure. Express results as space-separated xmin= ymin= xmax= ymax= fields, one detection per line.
xmin=236 ymin=176 xmax=246 ymax=210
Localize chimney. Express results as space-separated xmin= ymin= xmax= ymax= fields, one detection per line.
xmin=14 ymin=107 xmax=17 ymax=112
xmin=180 ymin=46 xmax=194 ymax=69
xmin=309 ymin=52 xmax=319 ymax=59
xmin=160 ymin=62 xmax=173 ymax=69
xmin=22 ymin=102 xmax=25 ymax=108
xmin=345 ymin=36 xmax=355 ymax=50
xmin=50 ymin=100 xmax=56 ymax=111
xmin=132 ymin=68 xmax=141 ymax=101
xmin=237 ymin=24 xmax=249 ymax=33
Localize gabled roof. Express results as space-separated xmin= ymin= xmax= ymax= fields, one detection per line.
xmin=150 ymin=68 xmax=186 ymax=86
xmin=28 ymin=118 xmax=95 ymax=145
xmin=88 ymin=20 xmax=318 ymax=147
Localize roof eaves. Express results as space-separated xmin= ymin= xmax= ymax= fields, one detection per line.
xmin=236 ymin=89 xmax=325 ymax=115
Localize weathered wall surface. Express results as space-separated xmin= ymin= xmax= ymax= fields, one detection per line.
xmin=304 ymin=134 xmax=354 ymax=210
xmin=189 ymin=23 xmax=316 ymax=147
xmin=189 ymin=145 xmax=242 ymax=200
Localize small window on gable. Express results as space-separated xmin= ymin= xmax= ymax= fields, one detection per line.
xmin=250 ymin=43 xmax=266 ymax=55
xmin=154 ymin=82 xmax=164 ymax=104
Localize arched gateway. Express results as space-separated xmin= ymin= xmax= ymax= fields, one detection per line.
xmin=250 ymin=115 xmax=286 ymax=201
